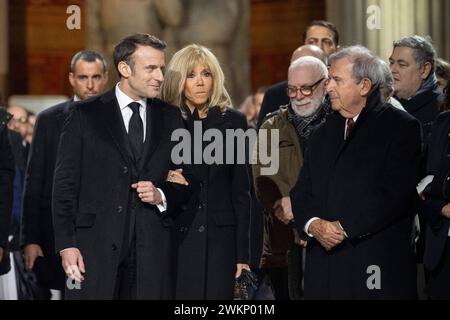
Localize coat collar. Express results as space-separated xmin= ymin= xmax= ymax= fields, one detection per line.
xmin=183 ymin=105 xmax=231 ymax=131
xmin=55 ymin=98 xmax=75 ymax=132
xmin=98 ymin=88 xmax=134 ymax=166
xmin=331 ymin=89 xmax=384 ymax=162
xmin=98 ymin=89 xmax=164 ymax=170
xmin=140 ymin=98 xmax=163 ymax=169
xmin=397 ymin=88 xmax=443 ymax=115
xmin=342 ymin=89 xmax=383 ymax=142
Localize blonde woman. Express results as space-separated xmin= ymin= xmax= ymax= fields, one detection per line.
xmin=161 ymin=44 xmax=251 ymax=299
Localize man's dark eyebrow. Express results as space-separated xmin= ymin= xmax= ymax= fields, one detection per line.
xmin=145 ymin=64 xmax=158 ymax=69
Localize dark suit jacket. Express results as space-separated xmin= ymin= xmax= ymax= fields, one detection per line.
xmin=0 ymin=109 xmax=14 ymax=275
xmin=257 ymin=81 xmax=289 ymax=129
xmin=421 ymin=110 xmax=450 ymax=271
xmin=291 ymin=91 xmax=422 ymax=299
xmin=0 ymin=108 xmax=14 ymax=250
xmin=52 ymin=88 xmax=190 ymax=299
xmin=21 ymin=99 xmax=72 ymax=289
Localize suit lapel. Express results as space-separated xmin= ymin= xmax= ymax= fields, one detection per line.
xmin=203 ymin=107 xmax=230 ymax=173
xmin=139 ymin=98 xmax=163 ymax=170
xmin=332 ymin=91 xmax=383 ymax=164
xmin=98 ymin=89 xmax=134 ymax=166
xmin=55 ymin=98 xmax=73 ymax=134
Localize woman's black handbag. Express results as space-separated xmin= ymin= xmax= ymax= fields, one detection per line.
xmin=234 ymin=269 xmax=258 ymax=300
xmin=13 ymin=251 xmax=51 ymax=300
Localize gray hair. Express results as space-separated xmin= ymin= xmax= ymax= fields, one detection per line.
xmin=328 ymin=45 xmax=384 ymax=89
xmin=70 ymin=50 xmax=107 ymax=73
xmin=289 ymin=56 xmax=328 ymax=79
xmin=393 ymin=35 xmax=437 ymax=73
xmin=379 ymin=59 xmax=394 ymax=97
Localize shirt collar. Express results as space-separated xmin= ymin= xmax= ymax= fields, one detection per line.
xmin=115 ymin=83 xmax=147 ymax=111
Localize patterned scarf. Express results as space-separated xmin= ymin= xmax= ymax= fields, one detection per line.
xmin=286 ymin=96 xmax=331 ymax=139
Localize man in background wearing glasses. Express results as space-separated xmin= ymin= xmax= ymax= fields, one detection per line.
xmin=252 ymin=56 xmax=329 ymax=299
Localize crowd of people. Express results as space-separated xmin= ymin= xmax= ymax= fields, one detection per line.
xmin=0 ymin=19 xmax=450 ymax=300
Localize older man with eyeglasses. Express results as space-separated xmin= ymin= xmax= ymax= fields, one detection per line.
xmin=252 ymin=56 xmax=330 ymax=300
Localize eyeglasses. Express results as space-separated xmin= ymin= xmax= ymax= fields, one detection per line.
xmin=10 ymin=116 xmax=28 ymax=124
xmin=286 ymin=78 xmax=326 ymax=97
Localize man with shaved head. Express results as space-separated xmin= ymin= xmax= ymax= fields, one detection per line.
xmin=257 ymin=21 xmax=338 ymax=129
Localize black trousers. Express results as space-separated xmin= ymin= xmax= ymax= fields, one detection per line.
xmin=114 ymin=193 xmax=138 ymax=300
xmin=263 ymin=244 xmax=304 ymax=300
xmin=264 ymin=267 xmax=290 ymax=300
xmin=113 ymin=237 xmax=137 ymax=300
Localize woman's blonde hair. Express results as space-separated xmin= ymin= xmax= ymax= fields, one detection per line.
xmin=161 ymin=44 xmax=231 ymax=116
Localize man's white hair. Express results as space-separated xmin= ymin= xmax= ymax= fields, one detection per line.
xmin=289 ymin=56 xmax=328 ymax=79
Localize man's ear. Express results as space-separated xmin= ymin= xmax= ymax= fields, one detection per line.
xmin=360 ymin=78 xmax=372 ymax=96
xmin=421 ymin=62 xmax=432 ymax=80
xmin=69 ymin=72 xmax=75 ymax=87
xmin=103 ymin=71 xmax=109 ymax=83
xmin=118 ymin=61 xmax=131 ymax=78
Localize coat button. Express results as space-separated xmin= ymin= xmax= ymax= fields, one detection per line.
xmin=112 ymin=244 xmax=118 ymax=251
xmin=198 ymin=225 xmax=205 ymax=233
xmin=117 ymin=205 xmax=123 ymax=213
xmin=123 ymin=166 xmax=128 ymax=174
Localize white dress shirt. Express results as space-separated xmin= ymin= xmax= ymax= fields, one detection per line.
xmin=343 ymin=114 xmax=360 ymax=139
xmin=115 ymin=84 xmax=167 ymax=212
xmin=115 ymin=83 xmax=147 ymax=141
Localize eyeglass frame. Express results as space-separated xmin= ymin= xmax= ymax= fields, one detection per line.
xmin=10 ymin=116 xmax=29 ymax=124
xmin=286 ymin=77 xmax=327 ymax=98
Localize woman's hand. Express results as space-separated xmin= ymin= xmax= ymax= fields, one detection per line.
xmin=235 ymin=263 xmax=251 ymax=278
xmin=166 ymin=168 xmax=189 ymax=186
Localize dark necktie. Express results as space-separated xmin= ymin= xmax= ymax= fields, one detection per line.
xmin=127 ymin=102 xmax=144 ymax=161
xmin=345 ymin=118 xmax=355 ymax=140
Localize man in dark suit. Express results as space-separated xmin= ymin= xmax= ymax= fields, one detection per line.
xmin=21 ymin=50 xmax=108 ymax=293
xmin=53 ymin=33 xmax=191 ymax=299
xmin=0 ymin=107 xmax=14 ymax=274
xmin=257 ymin=20 xmax=339 ymax=128
xmin=420 ymin=105 xmax=450 ymax=299
xmin=291 ymin=46 xmax=422 ymax=299
xmin=389 ymin=36 xmax=444 ymax=285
